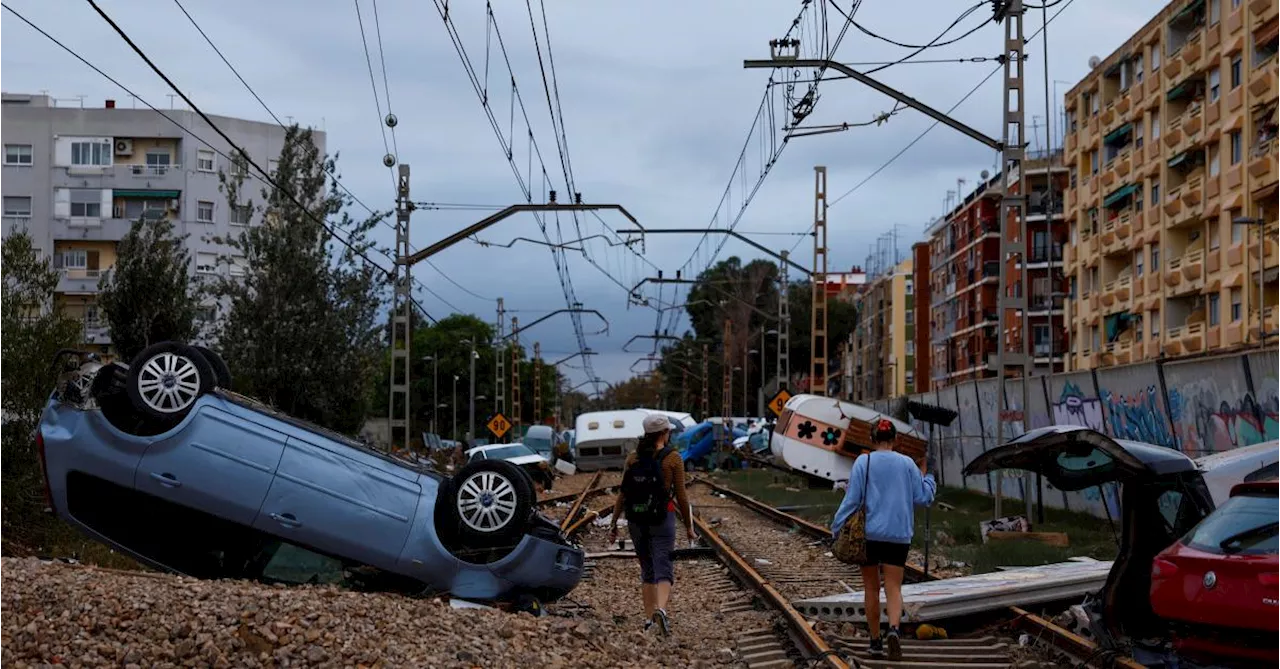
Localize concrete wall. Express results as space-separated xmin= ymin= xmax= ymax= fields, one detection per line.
xmin=895 ymin=348 xmax=1278 ymax=517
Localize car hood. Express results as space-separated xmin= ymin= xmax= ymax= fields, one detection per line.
xmin=962 ymin=425 xmax=1199 ymax=491
xmin=504 ymin=454 xmax=548 ymax=467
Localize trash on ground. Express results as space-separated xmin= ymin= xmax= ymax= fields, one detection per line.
xmin=987 ymin=530 xmax=1070 ymax=547
xmin=980 ymin=515 xmax=1030 ymax=543
xmin=449 ymin=599 xmax=497 ymax=611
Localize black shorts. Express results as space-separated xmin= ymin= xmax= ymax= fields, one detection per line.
xmin=860 ymin=540 xmax=910 ymax=567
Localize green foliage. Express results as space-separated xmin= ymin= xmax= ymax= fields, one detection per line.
xmin=211 ymin=125 xmax=387 ymax=435
xmin=1 ymin=231 xmax=84 ymax=553
xmin=97 ymin=215 xmax=199 ymax=361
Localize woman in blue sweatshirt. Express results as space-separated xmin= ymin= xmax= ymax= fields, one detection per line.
xmin=830 ymin=419 xmax=936 ymax=660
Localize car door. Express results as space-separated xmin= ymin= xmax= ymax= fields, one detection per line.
xmin=134 ymin=405 xmax=287 ymax=526
xmin=962 ymin=425 xmax=1154 ymax=491
xmin=255 ymin=434 xmax=421 ymax=571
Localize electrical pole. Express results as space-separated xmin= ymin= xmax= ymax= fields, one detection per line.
xmin=466 ymin=337 xmax=477 ymax=441
xmin=511 ymin=316 xmax=521 ymax=442
xmin=534 ymin=342 xmax=542 ymax=426
xmin=495 ymin=298 xmax=506 ymax=421
xmin=778 ymin=250 xmax=790 ymax=390
xmin=701 ymin=343 xmax=710 ymax=421
xmin=992 ymin=0 xmax=1033 ymax=521
xmin=389 ymin=164 xmax=412 ymax=452
xmin=811 ymin=166 xmax=829 ymax=397
xmin=722 ymin=319 xmax=733 ymax=450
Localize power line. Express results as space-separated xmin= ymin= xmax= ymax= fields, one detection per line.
xmin=369 ymin=0 xmax=399 ymax=159
xmin=830 ymin=0 xmax=988 ymax=50
xmin=352 ymin=0 xmax=395 ymax=189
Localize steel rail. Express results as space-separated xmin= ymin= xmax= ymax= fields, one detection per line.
xmin=692 ymin=514 xmax=849 ymax=669
xmin=558 ymin=471 xmax=602 ymax=532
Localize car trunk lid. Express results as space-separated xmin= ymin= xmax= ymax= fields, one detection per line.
xmin=962 ymin=425 xmax=1155 ymax=491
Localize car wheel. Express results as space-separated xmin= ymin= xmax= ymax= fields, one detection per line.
xmin=439 ymin=459 xmax=533 ymax=549
xmin=192 ymin=345 xmax=233 ymax=390
xmin=125 ymin=342 xmax=215 ymax=422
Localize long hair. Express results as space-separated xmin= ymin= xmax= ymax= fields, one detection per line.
xmin=637 ymin=431 xmax=664 ymax=456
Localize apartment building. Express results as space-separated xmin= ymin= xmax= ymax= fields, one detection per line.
xmin=1062 ymin=0 xmax=1278 ymax=369
xmin=846 ymin=258 xmax=916 ymax=402
xmin=1 ymin=93 xmax=315 ymax=354
xmin=925 ymin=155 xmax=1069 ymax=391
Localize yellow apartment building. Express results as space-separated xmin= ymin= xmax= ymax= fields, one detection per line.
xmin=1062 ymin=0 xmax=1278 ymax=369
xmin=846 ymin=258 xmax=916 ymax=402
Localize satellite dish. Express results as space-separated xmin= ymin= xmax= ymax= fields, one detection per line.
xmin=980 ymin=169 xmax=991 ymax=180
xmin=1088 ymin=55 xmax=1101 ymax=69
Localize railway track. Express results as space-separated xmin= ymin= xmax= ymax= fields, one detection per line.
xmin=689 ymin=477 xmax=1142 ymax=669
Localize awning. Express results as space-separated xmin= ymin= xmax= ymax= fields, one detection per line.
xmin=1103 ymin=183 xmax=1139 ymax=208
xmin=1103 ymin=123 xmax=1134 ymax=145
xmin=1166 ymin=82 xmax=1190 ymax=101
xmin=1167 ymin=151 xmax=1190 ymax=169
xmin=1168 ymin=0 xmax=1205 ymax=25
xmin=113 ymin=189 xmax=180 ymax=199
xmin=1256 ymin=17 xmax=1278 ymax=48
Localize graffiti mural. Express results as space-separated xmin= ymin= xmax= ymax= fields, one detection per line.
xmin=1168 ymin=389 xmax=1280 ymax=453
xmin=1099 ymin=385 xmax=1176 ymax=449
xmin=1052 ymin=380 xmax=1104 ymax=430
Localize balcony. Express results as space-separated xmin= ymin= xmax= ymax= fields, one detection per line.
xmin=1181 ymin=103 xmax=1204 ymax=144
xmin=1251 ymin=0 xmax=1278 ymax=20
xmin=1251 ymin=61 xmax=1278 ymax=100
xmin=1249 ymin=138 xmax=1278 ymax=185
xmin=1064 ymin=243 xmax=1076 ymax=268
xmin=1101 ymin=103 xmax=1118 ymax=127
xmin=1181 ymin=248 xmax=1205 ymax=282
xmin=1117 ymin=210 xmax=1134 ymax=239
xmin=1179 ymin=32 xmax=1204 ymax=72
xmin=83 ymin=319 xmax=112 ymax=346
xmin=57 ymin=268 xmax=104 ymax=294
xmin=1117 ymin=89 xmax=1133 ymax=116
xmin=52 ymin=163 xmax=186 ymax=193
xmin=51 ymin=216 xmax=134 ymax=243
xmin=1029 ymin=243 xmax=1064 ymax=263
xmin=1101 ymin=161 xmax=1119 ymax=188
xmin=1165 ymin=53 xmax=1184 ymax=80
xmin=1115 ymin=148 xmax=1133 ymax=178
xmin=1164 ymin=116 xmax=1184 ymax=149
xmin=1180 ymin=174 xmax=1205 ymax=209
xmin=1165 ymin=255 xmax=1185 ymax=290
xmin=1104 ymin=340 xmax=1134 ymax=366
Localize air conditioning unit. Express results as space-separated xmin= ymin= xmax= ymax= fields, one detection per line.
xmin=114 ymin=139 xmax=133 ymax=156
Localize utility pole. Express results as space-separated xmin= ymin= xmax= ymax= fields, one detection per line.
xmin=993 ymin=0 xmax=1033 ymax=521
xmin=533 ymin=342 xmax=542 ymax=426
xmin=811 ymin=166 xmax=829 ymax=397
xmin=468 ymin=338 xmax=476 ymax=441
xmin=701 ymin=343 xmax=710 ymax=421
xmin=778 ymin=250 xmax=790 ymax=390
xmin=495 ymin=298 xmax=506 ymax=420
xmin=511 ymin=316 xmax=521 ymax=442
xmin=722 ymin=319 xmax=733 ymax=450
xmin=389 ymin=164 xmax=412 ymax=452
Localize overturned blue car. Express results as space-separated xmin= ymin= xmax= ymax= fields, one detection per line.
xmin=36 ymin=342 xmax=583 ymax=605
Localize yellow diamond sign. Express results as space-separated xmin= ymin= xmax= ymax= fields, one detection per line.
xmin=767 ymin=389 xmax=792 ymax=417
xmin=487 ymin=413 xmax=512 ymax=439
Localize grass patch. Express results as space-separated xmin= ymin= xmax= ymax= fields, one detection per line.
xmin=707 ymin=468 xmax=1119 ymax=574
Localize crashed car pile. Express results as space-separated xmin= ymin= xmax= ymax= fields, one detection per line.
xmin=37 ymin=342 xmax=583 ymax=606
xmin=963 ymin=425 xmax=1278 ymax=666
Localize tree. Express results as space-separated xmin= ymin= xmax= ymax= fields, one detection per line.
xmin=97 ymin=215 xmax=199 ymax=361
xmin=212 ymin=125 xmax=387 ymax=435
xmin=2 ymin=231 xmax=83 ymax=549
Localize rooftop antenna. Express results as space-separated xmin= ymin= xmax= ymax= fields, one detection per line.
xmin=166 ymin=94 xmax=177 ymax=109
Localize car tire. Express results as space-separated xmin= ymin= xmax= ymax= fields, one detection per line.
xmin=437 ymin=459 xmax=534 ymax=550
xmin=192 ymin=345 xmax=233 ymax=390
xmin=125 ymin=341 xmax=215 ymax=422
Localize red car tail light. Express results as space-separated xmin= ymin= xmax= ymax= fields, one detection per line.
xmin=35 ymin=431 xmax=54 ymax=512
xmin=1259 ymin=572 xmax=1279 ymax=587
xmin=1152 ymin=556 xmax=1179 ymax=580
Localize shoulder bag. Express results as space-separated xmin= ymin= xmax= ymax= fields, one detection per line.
xmin=832 ymin=453 xmax=872 ymax=564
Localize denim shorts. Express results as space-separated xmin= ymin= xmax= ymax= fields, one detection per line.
xmin=627 ymin=510 xmax=676 ymax=584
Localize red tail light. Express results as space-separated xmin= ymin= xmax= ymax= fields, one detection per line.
xmin=1259 ymin=572 xmax=1279 ymax=587
xmin=1152 ymin=556 xmax=1179 ymax=580
xmin=35 ymin=431 xmax=54 ymax=512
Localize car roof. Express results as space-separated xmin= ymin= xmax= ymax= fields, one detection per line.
xmin=525 ymin=425 xmax=554 ymax=436
xmin=466 ymin=443 xmax=529 ymax=455
xmin=1113 ymin=438 xmax=1200 ymax=475
xmin=1230 ymin=479 xmax=1279 ymax=497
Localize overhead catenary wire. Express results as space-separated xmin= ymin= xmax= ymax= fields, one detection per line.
xmin=170 ymin=0 xmax=469 ymax=312
xmin=369 ymin=0 xmax=399 ymax=159
xmin=352 ymin=0 xmax=395 ymax=190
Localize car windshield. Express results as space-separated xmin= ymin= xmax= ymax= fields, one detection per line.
xmin=485 ymin=445 xmax=537 ymax=460
xmin=1184 ymin=492 xmax=1279 ymax=555
xmin=524 ymin=437 xmax=553 ymax=454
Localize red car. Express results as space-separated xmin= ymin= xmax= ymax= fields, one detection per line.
xmin=1151 ymin=479 xmax=1278 ymax=665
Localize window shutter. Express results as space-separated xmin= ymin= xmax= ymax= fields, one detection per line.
xmin=87 ymin=250 xmax=100 ymax=271
xmin=53 ymin=252 xmax=63 ymax=269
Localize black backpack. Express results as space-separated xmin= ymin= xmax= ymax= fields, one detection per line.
xmin=621 ymin=446 xmax=673 ymax=525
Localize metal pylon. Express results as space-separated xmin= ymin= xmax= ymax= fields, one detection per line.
xmin=811 ymin=166 xmax=829 ymax=397
xmin=722 ymin=319 xmax=733 ymax=448
xmin=495 ymin=298 xmax=506 ymax=423
xmin=778 ymin=249 xmax=791 ymax=390
xmin=389 ymin=164 xmax=411 ymax=452
xmin=511 ymin=316 xmax=521 ymax=440
xmin=533 ymin=342 xmax=542 ymax=426
xmin=701 ymin=343 xmax=710 ymax=421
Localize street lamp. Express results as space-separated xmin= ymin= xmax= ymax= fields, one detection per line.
xmin=1233 ymin=215 xmax=1270 ymax=342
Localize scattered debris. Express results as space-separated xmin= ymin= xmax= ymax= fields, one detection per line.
xmin=987 ymin=530 xmax=1070 ymax=547
xmin=980 ymin=515 xmax=1031 ymax=542
xmin=936 ymin=501 xmax=956 ymax=511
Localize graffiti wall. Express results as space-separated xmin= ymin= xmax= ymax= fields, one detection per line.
xmin=955 ymin=381 xmax=991 ymax=493
xmin=1164 ymin=355 xmax=1269 ymax=455
xmin=1049 ymin=373 xmax=1104 ymax=431
xmin=1096 ymin=362 xmax=1176 ymax=448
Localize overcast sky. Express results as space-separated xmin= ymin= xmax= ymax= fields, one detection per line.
xmin=3 ymin=0 xmax=1168 ymax=389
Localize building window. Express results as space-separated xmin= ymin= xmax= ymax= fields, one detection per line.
xmin=4 ymin=144 xmax=33 ymax=165
xmin=1092 ymin=326 xmax=1101 ymax=351
xmin=230 ymin=151 xmax=248 ymax=177
xmin=905 ymin=280 xmax=914 ymax=295
xmin=70 ymin=140 xmax=112 ymax=166
xmin=905 ymin=371 xmax=914 ymax=389
xmin=230 ymin=255 xmax=247 ymax=277
xmin=1209 ymin=220 xmax=1221 ymax=250
xmin=1090 ymin=149 xmax=1099 ymax=174
xmin=1091 ymin=91 xmax=1100 ymax=116
xmin=1209 ymin=292 xmax=1221 ymax=326
xmin=197 ymin=149 xmax=215 ymax=172
xmin=1230 ymin=131 xmax=1242 ymax=164
xmin=1135 ymin=53 xmax=1144 ymax=82
xmin=1151 ymin=311 xmax=1160 ymax=338
xmin=1230 ymin=288 xmax=1243 ymax=320
xmin=1151 ymin=180 xmax=1160 ymax=204
xmin=1232 ymin=0 xmax=1241 ymax=8
xmin=231 ymin=204 xmax=252 ymax=226
xmin=119 ymin=199 xmax=168 ymax=220
xmin=1136 ymin=250 xmax=1144 ymax=276
xmin=197 ymin=306 xmax=217 ymax=322
xmin=1152 ymin=47 xmax=1161 ymax=71
xmin=196 ymin=200 xmax=215 ymax=223
xmin=1209 ymin=0 xmax=1220 ymax=24
xmin=61 ymin=249 xmax=88 ymax=270
xmin=1209 ymin=68 xmax=1221 ymax=102
xmin=3 ymin=195 xmax=32 ymax=217
xmin=906 ymin=340 xmax=915 ymax=356
xmin=1152 ymin=112 xmax=1160 ymax=139
xmin=1209 ymin=143 xmax=1221 ymax=177
xmin=69 ymin=189 xmax=102 ymax=218
xmin=1231 ymin=55 xmax=1242 ymax=88
xmin=1151 ymin=243 xmax=1160 ymax=271
xmin=1231 ymin=209 xmax=1245 ymax=242
xmin=195 ymin=252 xmax=217 ymax=274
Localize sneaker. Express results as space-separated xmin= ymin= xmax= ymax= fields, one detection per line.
xmin=652 ymin=609 xmax=671 ymax=637
xmin=643 ymin=619 xmax=654 ymax=633
xmin=886 ymin=628 xmax=902 ymax=661
xmin=867 ymin=638 xmax=884 ymax=658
